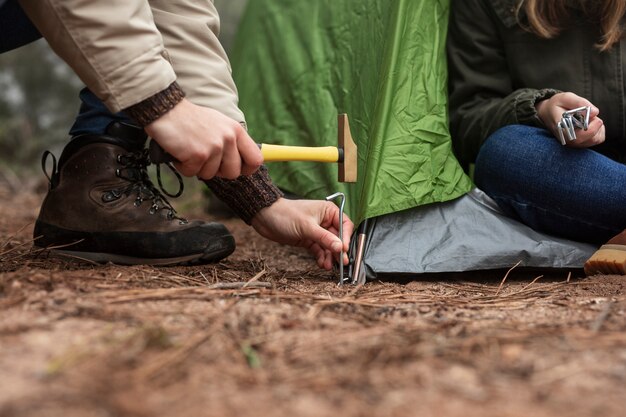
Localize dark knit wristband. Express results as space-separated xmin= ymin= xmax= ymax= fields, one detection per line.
xmin=204 ymin=166 xmax=284 ymax=224
xmin=516 ymin=88 xmax=562 ymax=127
xmin=125 ymin=82 xmax=186 ymax=126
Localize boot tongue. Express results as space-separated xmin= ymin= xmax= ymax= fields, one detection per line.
xmin=57 ymin=135 xmax=139 ymax=169
xmin=58 ymin=123 xmax=147 ymax=168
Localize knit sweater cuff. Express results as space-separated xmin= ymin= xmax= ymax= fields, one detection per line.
xmin=515 ymin=88 xmax=562 ymax=128
xmin=125 ymin=82 xmax=186 ymax=126
xmin=204 ymin=166 xmax=284 ymax=224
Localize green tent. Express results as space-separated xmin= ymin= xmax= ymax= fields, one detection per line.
xmin=231 ymin=0 xmax=595 ymax=278
xmin=231 ymin=0 xmax=472 ymax=225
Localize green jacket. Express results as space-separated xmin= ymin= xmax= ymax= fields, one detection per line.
xmin=447 ymin=0 xmax=626 ymax=168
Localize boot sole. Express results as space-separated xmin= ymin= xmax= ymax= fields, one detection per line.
xmin=33 ymin=220 xmax=236 ymax=266
xmin=583 ymin=244 xmax=626 ymax=276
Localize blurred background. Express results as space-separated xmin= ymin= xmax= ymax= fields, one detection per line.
xmin=0 ymin=0 xmax=248 ymax=179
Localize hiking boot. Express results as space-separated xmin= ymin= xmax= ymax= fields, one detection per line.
xmin=33 ymin=123 xmax=235 ymax=265
xmin=583 ymin=229 xmax=626 ymax=275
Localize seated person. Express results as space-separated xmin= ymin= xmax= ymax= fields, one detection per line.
xmin=447 ymin=0 xmax=626 ymax=275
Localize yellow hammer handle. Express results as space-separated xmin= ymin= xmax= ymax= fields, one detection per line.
xmin=260 ymin=144 xmax=340 ymax=163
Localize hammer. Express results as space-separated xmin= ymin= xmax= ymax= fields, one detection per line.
xmin=148 ymin=114 xmax=358 ymax=183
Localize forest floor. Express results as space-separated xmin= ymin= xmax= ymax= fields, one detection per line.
xmin=0 ymin=174 xmax=625 ymax=417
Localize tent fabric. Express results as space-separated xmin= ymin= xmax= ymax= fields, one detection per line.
xmin=361 ymin=188 xmax=596 ymax=279
xmin=232 ymin=0 xmax=473 ymax=225
xmin=231 ymin=0 xmax=597 ymax=277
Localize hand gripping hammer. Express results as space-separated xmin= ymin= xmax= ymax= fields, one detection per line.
xmin=148 ymin=114 xmax=358 ymax=183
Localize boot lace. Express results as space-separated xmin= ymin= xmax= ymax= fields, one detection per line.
xmin=105 ymin=150 xmax=188 ymax=224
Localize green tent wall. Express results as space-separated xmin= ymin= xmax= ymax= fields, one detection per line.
xmin=231 ymin=0 xmax=472 ymax=225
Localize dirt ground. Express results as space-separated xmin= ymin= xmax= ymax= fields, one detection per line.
xmin=1 ymin=175 xmax=625 ymax=417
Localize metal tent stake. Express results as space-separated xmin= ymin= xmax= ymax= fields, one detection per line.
xmin=350 ymin=218 xmax=369 ymax=286
xmin=325 ymin=192 xmax=347 ymax=285
xmin=556 ymin=106 xmax=591 ymax=145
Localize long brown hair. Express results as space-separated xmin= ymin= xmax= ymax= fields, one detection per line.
xmin=517 ymin=0 xmax=626 ymax=51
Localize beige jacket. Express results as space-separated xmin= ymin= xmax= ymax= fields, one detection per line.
xmin=18 ymin=0 xmax=245 ymax=123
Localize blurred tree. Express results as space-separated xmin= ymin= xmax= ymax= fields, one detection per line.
xmin=0 ymin=40 xmax=80 ymax=170
xmin=215 ymin=0 xmax=249 ymax=53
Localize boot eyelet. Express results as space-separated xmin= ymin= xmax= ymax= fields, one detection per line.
xmin=102 ymin=189 xmax=122 ymax=202
xmin=115 ymin=169 xmax=122 ymax=177
xmin=117 ymin=154 xmax=131 ymax=165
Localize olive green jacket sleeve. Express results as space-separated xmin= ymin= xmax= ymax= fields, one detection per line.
xmin=447 ymin=0 xmax=559 ymax=167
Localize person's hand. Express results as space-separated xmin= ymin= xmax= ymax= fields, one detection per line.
xmin=250 ymin=198 xmax=354 ymax=270
xmin=536 ymin=92 xmax=605 ymax=148
xmin=144 ymin=98 xmax=263 ymax=179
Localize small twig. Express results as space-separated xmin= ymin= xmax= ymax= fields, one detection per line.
xmin=104 ymin=286 xmax=267 ymax=304
xmin=199 ymin=271 xmax=210 ymax=286
xmin=0 ymin=239 xmax=36 ymax=258
xmin=212 ymin=281 xmax=271 ymax=290
xmin=0 ymin=223 xmax=32 ymax=250
xmin=496 ymin=261 xmax=521 ymax=296
xmin=152 ymin=268 xmax=205 ymax=286
xmin=243 ymin=268 xmax=267 ymax=288
xmin=344 ymin=282 xmax=365 ymax=297
xmin=566 ymin=271 xmax=572 ymax=283
xmin=520 ymin=275 xmax=544 ymax=292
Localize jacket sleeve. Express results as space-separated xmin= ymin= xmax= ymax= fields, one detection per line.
xmin=18 ymin=0 xmax=176 ymax=113
xmin=447 ymin=0 xmax=559 ymax=166
xmin=205 ymin=166 xmax=284 ymax=225
xmin=149 ymin=0 xmax=245 ymax=124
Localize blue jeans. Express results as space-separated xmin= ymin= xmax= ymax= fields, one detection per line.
xmin=474 ymin=125 xmax=626 ymax=244
xmin=1 ymin=0 xmax=131 ymax=136
xmin=69 ymin=89 xmax=132 ymax=136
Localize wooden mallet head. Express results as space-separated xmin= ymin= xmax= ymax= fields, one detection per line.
xmin=338 ymin=114 xmax=357 ymax=183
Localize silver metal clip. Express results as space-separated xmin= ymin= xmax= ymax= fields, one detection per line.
xmin=556 ymin=106 xmax=590 ymax=145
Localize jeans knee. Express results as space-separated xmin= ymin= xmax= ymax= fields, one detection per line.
xmin=480 ymin=125 xmax=547 ymax=157
xmin=475 ymin=125 xmax=549 ymax=191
